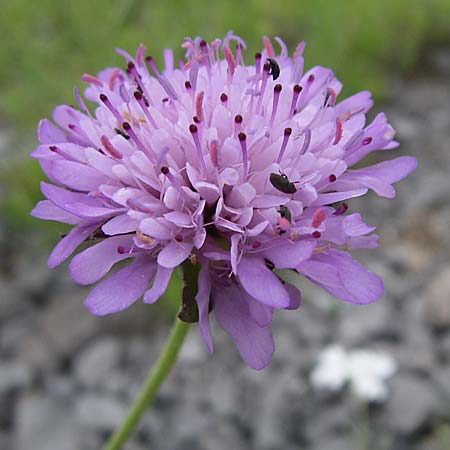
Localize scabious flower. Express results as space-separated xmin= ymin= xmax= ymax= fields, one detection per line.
xmin=31 ymin=32 xmax=416 ymax=370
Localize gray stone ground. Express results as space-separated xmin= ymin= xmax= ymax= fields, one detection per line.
xmin=1 ymin=49 xmax=449 ymax=450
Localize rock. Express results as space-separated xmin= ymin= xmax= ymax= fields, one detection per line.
xmin=74 ymin=336 xmax=123 ymax=388
xmin=178 ymin=331 xmax=207 ymax=365
xmin=429 ymin=49 xmax=450 ymax=76
xmin=0 ymin=361 xmax=34 ymax=394
xmin=310 ymin=435 xmax=354 ymax=450
xmin=432 ymin=364 xmax=450 ymax=401
xmin=384 ymin=374 xmax=440 ymax=435
xmin=75 ymin=394 xmax=127 ymax=430
xmin=15 ymin=393 xmax=81 ymax=450
xmin=423 ymin=266 xmax=450 ymax=329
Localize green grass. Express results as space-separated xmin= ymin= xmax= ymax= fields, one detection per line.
xmin=1 ymin=0 xmax=450 ymax=226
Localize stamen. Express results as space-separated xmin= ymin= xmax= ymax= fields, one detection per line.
xmin=122 ymin=122 xmax=148 ymax=155
xmin=134 ymin=91 xmax=158 ymax=129
xmin=100 ymin=135 xmax=123 ymax=159
xmin=220 ymin=93 xmax=228 ymax=106
xmin=238 ymin=132 xmax=249 ymax=179
xmin=108 ymin=69 xmax=123 ymax=90
xmin=189 ymin=61 xmax=199 ymax=92
xmin=325 ymin=87 xmax=337 ymax=107
xmin=312 ymin=208 xmax=327 ymax=228
xmin=289 ymin=85 xmax=302 ymax=118
xmin=328 ymin=174 xmax=337 ymax=182
xmin=362 ymin=137 xmax=373 ymax=145
xmin=312 ymin=231 xmax=321 ymax=239
xmin=251 ymin=241 xmax=261 ymax=249
xmin=184 ymin=80 xmax=192 ymax=92
xmin=297 ymin=74 xmax=314 ymax=110
xmin=49 ymin=145 xmax=72 ymax=160
xmin=161 ymin=166 xmax=185 ymax=195
xmin=81 ymin=73 xmax=103 ymax=87
xmin=276 ymin=128 xmax=292 ymax=163
xmin=223 ymin=46 xmax=236 ymax=82
xmin=333 ymin=117 xmax=343 ymax=144
xmin=127 ymin=62 xmax=153 ymax=105
xmin=234 ymin=114 xmax=243 ymax=137
xmin=270 ymin=84 xmax=282 ymax=126
xmin=175 ymin=234 xmax=184 ymax=243
xmin=209 ymin=139 xmax=220 ymax=168
xmin=195 ymin=91 xmax=204 ymax=122
xmin=189 ymin=124 xmax=207 ymax=172
xmin=255 ymin=52 xmax=262 ymax=74
xmin=263 ymin=36 xmax=274 ymax=58
xmin=99 ymin=93 xmax=123 ymax=123
xmin=146 ymin=56 xmax=178 ymax=100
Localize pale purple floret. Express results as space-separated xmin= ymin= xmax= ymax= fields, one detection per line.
xmin=31 ymin=33 xmax=417 ymax=370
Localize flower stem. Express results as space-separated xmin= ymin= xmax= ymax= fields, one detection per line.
xmin=102 ymin=317 xmax=190 ymax=450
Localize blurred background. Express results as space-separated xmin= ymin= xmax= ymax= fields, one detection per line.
xmin=0 ymin=0 xmax=449 ymax=449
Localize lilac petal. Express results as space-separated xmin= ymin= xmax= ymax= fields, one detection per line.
xmin=284 ymin=283 xmax=302 ymax=310
xmin=238 ymin=257 xmax=290 ymax=308
xmin=143 ymin=265 xmax=173 ymax=304
xmin=69 ymin=235 xmax=135 ymax=285
xmin=37 ymin=119 xmax=66 ymax=144
xmin=297 ymin=249 xmax=384 ymax=304
xmin=263 ymin=239 xmax=316 ymax=269
xmin=48 ymin=223 xmax=99 ymax=268
xmin=195 ymin=264 xmax=213 ymax=352
xmin=245 ymin=293 xmax=273 ymax=327
xmin=50 ymin=160 xmax=110 ymax=191
xmin=332 ymin=156 xmax=417 ymax=198
xmin=311 ymin=189 xmax=368 ymax=206
xmin=157 ymin=240 xmax=193 ymax=268
xmin=102 ymin=214 xmax=139 ymax=235
xmin=214 ymin=284 xmax=274 ymax=370
xmin=31 ymin=200 xmax=82 ymax=225
xmin=41 ymin=182 xmax=123 ymax=219
xmin=84 ymin=256 xmax=155 ymax=316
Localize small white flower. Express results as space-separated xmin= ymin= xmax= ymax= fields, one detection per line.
xmin=310 ymin=344 xmax=397 ymax=402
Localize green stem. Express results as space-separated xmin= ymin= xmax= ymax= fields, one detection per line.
xmin=102 ymin=317 xmax=190 ymax=450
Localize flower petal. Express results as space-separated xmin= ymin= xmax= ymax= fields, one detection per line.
xmin=297 ymin=249 xmax=383 ymax=304
xmin=48 ymin=223 xmax=99 ymax=268
xmin=195 ymin=264 xmax=213 ymax=352
xmin=263 ymin=239 xmax=316 ymax=269
xmin=143 ymin=265 xmax=173 ymax=304
xmin=214 ymin=284 xmax=274 ymax=370
xmin=157 ymin=240 xmax=193 ymax=268
xmin=69 ymin=235 xmax=135 ymax=285
xmin=238 ymin=257 xmax=290 ymax=308
xmin=84 ymin=256 xmax=155 ymax=315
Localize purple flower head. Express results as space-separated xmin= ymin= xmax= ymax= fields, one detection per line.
xmin=31 ymin=33 xmax=416 ymax=370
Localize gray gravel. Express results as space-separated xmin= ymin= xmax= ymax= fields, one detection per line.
xmin=1 ymin=49 xmax=450 ymax=450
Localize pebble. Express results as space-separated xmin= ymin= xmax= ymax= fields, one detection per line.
xmin=423 ymin=265 xmax=450 ymax=329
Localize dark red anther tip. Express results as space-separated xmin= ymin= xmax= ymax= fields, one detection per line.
xmin=49 ymin=145 xmax=57 ymax=151
xmin=160 ymin=166 xmax=169 ymax=175
xmin=293 ymin=84 xmax=302 ymax=93
xmin=362 ymin=137 xmax=373 ymax=145
xmin=189 ymin=124 xmax=198 ymax=134
xmin=220 ymin=93 xmax=228 ymax=102
xmin=234 ymin=114 xmax=243 ymax=124
xmin=200 ymin=40 xmax=207 ymax=48
xmin=312 ymin=231 xmax=321 ymax=239
xmin=284 ymin=128 xmax=292 ymax=136
xmin=122 ymin=121 xmax=131 ymax=130
xmin=274 ymin=84 xmax=282 ymax=93
xmin=193 ymin=115 xmax=200 ymax=124
xmin=308 ymin=74 xmax=315 ymax=83
xmin=185 ymin=80 xmax=192 ymax=90
xmin=252 ymin=241 xmax=261 ymax=249
xmin=127 ymin=61 xmax=135 ymax=70
xmin=175 ymin=234 xmax=184 ymax=243
xmin=68 ymin=124 xmax=75 ymax=130
xmin=328 ymin=174 xmax=337 ymax=182
xmin=117 ymin=246 xmax=126 ymax=254
xmin=99 ymin=93 xmax=108 ymax=102
xmin=255 ymin=52 xmax=262 ymax=59
xmin=134 ymin=91 xmax=143 ymax=100
xmin=238 ymin=132 xmax=246 ymax=142
xmin=263 ymin=62 xmax=270 ymax=72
